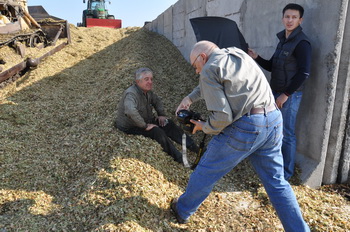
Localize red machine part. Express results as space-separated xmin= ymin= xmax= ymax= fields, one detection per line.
xmin=86 ymin=18 xmax=122 ymax=29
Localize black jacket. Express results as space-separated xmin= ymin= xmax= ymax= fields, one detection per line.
xmin=270 ymin=26 xmax=311 ymax=93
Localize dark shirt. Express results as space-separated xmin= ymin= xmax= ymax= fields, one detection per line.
xmin=256 ymin=40 xmax=311 ymax=95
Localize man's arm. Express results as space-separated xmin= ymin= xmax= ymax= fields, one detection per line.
xmin=284 ymin=40 xmax=312 ymax=96
xmin=150 ymin=92 xmax=168 ymax=127
xmin=255 ymin=55 xmax=273 ymax=72
xmin=175 ymin=85 xmax=201 ymax=115
xmin=123 ymin=92 xmax=148 ymax=129
xmin=151 ymin=92 xmax=166 ymax=116
xmin=248 ymin=48 xmax=273 ymax=72
xmin=199 ymin=69 xmax=233 ymax=135
xmin=150 ymin=92 xmax=170 ymax=127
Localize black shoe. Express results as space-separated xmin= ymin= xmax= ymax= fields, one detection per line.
xmin=170 ymin=198 xmax=189 ymax=224
xmin=174 ymin=155 xmax=183 ymax=164
xmin=173 ymin=151 xmax=184 ymax=164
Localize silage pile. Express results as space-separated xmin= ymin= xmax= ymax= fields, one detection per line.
xmin=0 ymin=25 xmax=349 ymax=231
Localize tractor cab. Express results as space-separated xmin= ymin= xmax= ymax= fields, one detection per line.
xmin=81 ymin=0 xmax=120 ymax=28
xmin=90 ymin=1 xmax=104 ymax=10
xmin=83 ymin=0 xmax=113 ymax=20
xmin=89 ymin=0 xmax=107 ymax=19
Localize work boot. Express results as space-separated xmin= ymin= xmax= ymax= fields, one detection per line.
xmin=170 ymin=198 xmax=189 ymax=224
xmin=173 ymin=151 xmax=183 ymax=164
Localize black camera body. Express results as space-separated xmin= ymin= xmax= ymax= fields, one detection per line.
xmin=177 ymin=109 xmax=202 ymax=132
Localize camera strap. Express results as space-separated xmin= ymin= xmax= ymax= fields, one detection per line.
xmin=191 ymin=134 xmax=207 ymax=170
xmin=182 ymin=133 xmax=190 ymax=168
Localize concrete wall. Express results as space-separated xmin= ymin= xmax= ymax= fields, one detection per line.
xmin=323 ymin=0 xmax=350 ymax=184
xmin=145 ymin=0 xmax=350 ymax=188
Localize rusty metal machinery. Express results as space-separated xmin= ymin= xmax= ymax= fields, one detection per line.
xmin=0 ymin=0 xmax=71 ymax=85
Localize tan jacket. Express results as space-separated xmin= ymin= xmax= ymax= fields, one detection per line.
xmin=188 ymin=47 xmax=274 ymax=135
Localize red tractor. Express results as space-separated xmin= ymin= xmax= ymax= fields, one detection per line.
xmin=80 ymin=0 xmax=121 ymax=28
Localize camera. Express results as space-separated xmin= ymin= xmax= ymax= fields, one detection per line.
xmin=177 ymin=109 xmax=202 ymax=132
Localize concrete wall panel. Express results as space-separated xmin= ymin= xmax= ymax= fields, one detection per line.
xmin=207 ymin=0 xmax=243 ymax=27
xmin=172 ymin=0 xmax=186 ymax=50
xmin=183 ymin=0 xmax=207 ymax=59
xmin=340 ymin=111 xmax=350 ymax=183
xmin=323 ymin=0 xmax=350 ymax=184
xmin=163 ymin=7 xmax=173 ymax=41
xmin=206 ymin=0 xmax=243 ymax=17
xmin=156 ymin=14 xmax=164 ymax=35
xmin=185 ymin=0 xmax=207 ymax=15
xmin=296 ymin=0 xmax=345 ymax=186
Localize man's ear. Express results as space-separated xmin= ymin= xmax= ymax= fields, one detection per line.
xmin=201 ymin=53 xmax=208 ymax=63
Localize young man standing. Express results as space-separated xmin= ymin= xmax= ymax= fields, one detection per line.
xmin=248 ymin=3 xmax=312 ymax=180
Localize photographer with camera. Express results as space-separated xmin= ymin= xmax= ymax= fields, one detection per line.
xmin=170 ymin=41 xmax=310 ymax=231
xmin=115 ymin=67 xmax=199 ymax=164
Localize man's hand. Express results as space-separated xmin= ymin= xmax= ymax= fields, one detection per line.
xmin=276 ymin=93 xmax=289 ymax=109
xmin=190 ymin=119 xmax=204 ymax=134
xmin=145 ymin=124 xmax=157 ymax=131
xmin=175 ymin=96 xmax=192 ymax=115
xmin=157 ymin=116 xmax=168 ymax=127
xmin=248 ymin=48 xmax=258 ymax=59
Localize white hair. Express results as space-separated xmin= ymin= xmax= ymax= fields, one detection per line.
xmin=135 ymin=67 xmax=153 ymax=80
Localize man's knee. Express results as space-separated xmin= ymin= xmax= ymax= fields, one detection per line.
xmin=149 ymin=127 xmax=167 ymax=141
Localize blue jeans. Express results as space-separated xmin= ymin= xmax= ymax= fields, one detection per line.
xmin=176 ymin=109 xmax=309 ymax=232
xmin=275 ymin=91 xmax=303 ymax=180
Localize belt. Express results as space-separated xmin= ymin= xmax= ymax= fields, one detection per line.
xmin=249 ymin=104 xmax=277 ymax=115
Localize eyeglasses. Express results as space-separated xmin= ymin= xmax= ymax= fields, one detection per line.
xmin=191 ymin=54 xmax=201 ymax=68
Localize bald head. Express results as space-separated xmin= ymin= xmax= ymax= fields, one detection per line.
xmin=190 ymin=41 xmax=219 ymax=74
xmin=190 ymin=40 xmax=218 ymax=62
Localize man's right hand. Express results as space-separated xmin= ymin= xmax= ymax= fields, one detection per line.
xmin=190 ymin=119 xmax=204 ymax=134
xmin=145 ymin=124 xmax=157 ymax=131
xmin=248 ymin=48 xmax=258 ymax=59
xmin=175 ymin=96 xmax=192 ymax=115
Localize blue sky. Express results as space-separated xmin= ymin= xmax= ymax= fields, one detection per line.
xmin=29 ymin=0 xmax=178 ymax=27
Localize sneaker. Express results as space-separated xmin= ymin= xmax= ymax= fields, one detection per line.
xmin=170 ymin=198 xmax=189 ymax=224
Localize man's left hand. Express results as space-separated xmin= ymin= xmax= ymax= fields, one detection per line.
xmin=157 ymin=116 xmax=168 ymax=127
xmin=276 ymin=93 xmax=289 ymax=109
xmin=190 ymin=119 xmax=204 ymax=134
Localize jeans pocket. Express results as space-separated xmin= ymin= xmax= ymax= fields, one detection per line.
xmin=226 ymin=125 xmax=260 ymax=152
xmin=291 ymin=92 xmax=303 ymax=112
xmin=272 ymin=123 xmax=283 ymax=147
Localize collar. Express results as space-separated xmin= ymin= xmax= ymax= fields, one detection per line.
xmin=133 ymin=84 xmax=148 ymax=95
xmin=277 ymin=25 xmax=303 ymax=42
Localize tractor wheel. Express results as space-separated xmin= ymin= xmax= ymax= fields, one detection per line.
xmin=107 ymin=15 xmax=115 ymax=19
